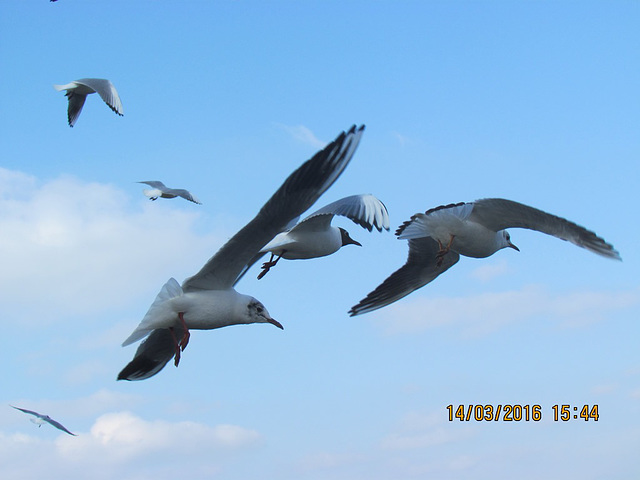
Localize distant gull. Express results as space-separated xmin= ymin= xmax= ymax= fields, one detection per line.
xmin=349 ymin=198 xmax=621 ymax=316
xmin=53 ymin=78 xmax=123 ymax=127
xmin=118 ymin=125 xmax=365 ymax=380
xmin=138 ymin=181 xmax=202 ymax=204
xmin=249 ymin=194 xmax=390 ymax=279
xmin=11 ymin=405 xmax=77 ymax=436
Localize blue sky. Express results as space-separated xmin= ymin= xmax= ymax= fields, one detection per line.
xmin=1 ymin=1 xmax=638 ymax=478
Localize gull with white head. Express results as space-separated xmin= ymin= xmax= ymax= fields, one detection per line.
xmin=119 ymin=125 xmax=365 ymax=380
xmin=138 ymin=181 xmax=202 ymax=204
xmin=349 ymin=198 xmax=621 ymax=316
xmin=11 ymin=405 xmax=77 ymax=436
xmin=53 ymin=78 xmax=123 ymax=127
xmin=247 ymin=193 xmax=390 ymax=279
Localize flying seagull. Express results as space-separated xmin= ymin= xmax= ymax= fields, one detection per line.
xmin=138 ymin=181 xmax=202 ymax=204
xmin=349 ymin=198 xmax=621 ymax=316
xmin=247 ymin=194 xmax=390 ymax=279
xmin=11 ymin=405 xmax=77 ymax=436
xmin=119 ymin=125 xmax=365 ymax=380
xmin=53 ymin=78 xmax=123 ymax=127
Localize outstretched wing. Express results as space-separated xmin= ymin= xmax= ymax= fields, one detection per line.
xmin=168 ymin=188 xmax=202 ymax=205
xmin=294 ymin=193 xmax=390 ymax=233
xmin=470 ymin=198 xmax=621 ymax=260
xmin=349 ymin=237 xmax=459 ymax=316
xmin=182 ymin=125 xmax=365 ymax=292
xmin=11 ymin=405 xmax=43 ymax=418
xmin=44 ymin=417 xmax=77 ymax=436
xmin=138 ymin=180 xmax=167 ymax=189
xmin=232 ymin=215 xmax=300 ymax=286
xmin=75 ymin=78 xmax=124 ymax=116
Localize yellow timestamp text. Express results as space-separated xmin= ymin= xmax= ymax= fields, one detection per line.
xmin=446 ymin=404 xmax=599 ymax=422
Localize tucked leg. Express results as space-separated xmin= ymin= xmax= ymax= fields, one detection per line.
xmin=178 ymin=312 xmax=190 ymax=351
xmin=258 ymin=252 xmax=285 ymax=279
xmin=436 ymin=235 xmax=455 ymax=267
xmin=168 ymin=327 xmax=182 ymax=367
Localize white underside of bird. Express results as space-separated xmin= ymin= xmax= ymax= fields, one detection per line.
xmin=260 ymin=222 xmax=349 ymax=260
xmin=249 ymin=193 xmax=389 ymax=278
xmin=121 ymin=278 xmax=275 ymax=346
xmin=398 ymin=202 xmax=518 ymax=258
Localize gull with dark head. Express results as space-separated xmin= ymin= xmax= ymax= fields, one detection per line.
xmin=249 ymin=193 xmax=390 ymax=279
xmin=138 ymin=181 xmax=202 ymax=204
xmin=119 ymin=125 xmax=365 ymax=380
xmin=11 ymin=405 xmax=77 ymax=436
xmin=53 ymin=78 xmax=123 ymax=127
xmin=349 ymin=198 xmax=621 ymax=316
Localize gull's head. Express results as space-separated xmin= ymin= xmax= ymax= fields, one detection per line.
xmin=500 ymin=230 xmax=520 ymax=252
xmin=339 ymin=227 xmax=362 ymax=247
xmin=247 ymin=298 xmax=283 ymax=330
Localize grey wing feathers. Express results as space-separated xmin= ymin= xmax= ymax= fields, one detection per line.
xmin=182 ymin=125 xmax=365 ymax=292
xmin=138 ymin=180 xmax=167 ymax=189
xmin=300 ymin=194 xmax=390 ymax=232
xmin=233 ymin=216 xmax=301 ymax=286
xmin=471 ymin=198 xmax=621 ymax=260
xmin=76 ymin=78 xmax=124 ymax=116
xmin=349 ymin=237 xmax=459 ymax=316
xmin=117 ymin=326 xmax=185 ymax=381
xmin=45 ymin=418 xmax=77 ymax=436
xmin=169 ymin=189 xmax=202 ymax=204
xmin=66 ymin=92 xmax=87 ymax=127
xmin=11 ymin=405 xmax=41 ymax=417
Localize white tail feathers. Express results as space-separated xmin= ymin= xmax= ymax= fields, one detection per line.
xmin=121 ymin=278 xmax=183 ymax=346
xmin=53 ymin=83 xmax=73 ymax=92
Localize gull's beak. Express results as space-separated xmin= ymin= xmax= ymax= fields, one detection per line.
xmin=509 ymin=241 xmax=520 ymax=252
xmin=268 ymin=318 xmax=284 ymax=330
xmin=348 ymin=237 xmax=362 ymax=247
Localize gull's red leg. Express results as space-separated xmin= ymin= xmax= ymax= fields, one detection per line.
xmin=178 ymin=312 xmax=190 ymax=351
xmin=168 ymin=327 xmax=182 ymax=367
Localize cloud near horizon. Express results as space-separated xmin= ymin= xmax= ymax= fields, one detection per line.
xmin=1 ymin=411 xmax=261 ymax=480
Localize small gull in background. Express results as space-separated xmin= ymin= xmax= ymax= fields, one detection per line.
xmin=53 ymin=78 xmax=123 ymax=127
xmin=118 ymin=125 xmax=365 ymax=380
xmin=349 ymin=198 xmax=621 ymax=316
xmin=249 ymin=194 xmax=390 ymax=279
xmin=138 ymin=181 xmax=202 ymax=204
xmin=11 ymin=405 xmax=77 ymax=436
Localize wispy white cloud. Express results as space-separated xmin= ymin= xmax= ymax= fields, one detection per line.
xmin=275 ymin=123 xmax=326 ymax=148
xmin=468 ymin=259 xmax=511 ymax=282
xmin=0 ymin=168 xmax=223 ymax=326
xmin=373 ymin=285 xmax=640 ymax=337
xmin=61 ymin=411 xmax=261 ymax=457
xmin=392 ymin=131 xmax=411 ymax=147
xmin=379 ymin=411 xmax=474 ymax=451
